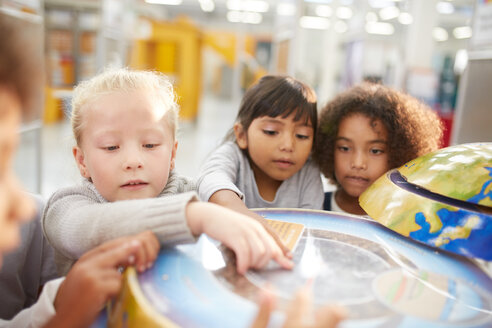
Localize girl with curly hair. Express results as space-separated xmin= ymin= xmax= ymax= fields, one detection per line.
xmin=315 ymin=83 xmax=443 ymax=215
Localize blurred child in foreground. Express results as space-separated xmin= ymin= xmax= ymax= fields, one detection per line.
xmin=0 ymin=12 xmax=160 ymax=327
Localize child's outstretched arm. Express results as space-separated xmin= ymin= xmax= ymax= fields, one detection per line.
xmin=186 ymin=202 xmax=293 ymax=274
xmin=42 ymin=188 xmax=198 ymax=274
xmin=41 ymin=231 xmax=158 ymax=328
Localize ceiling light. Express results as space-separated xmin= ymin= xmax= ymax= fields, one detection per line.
xmin=316 ymin=5 xmax=332 ymax=17
xmin=379 ymin=6 xmax=399 ymax=20
xmin=227 ymin=0 xmax=269 ymax=13
xmin=365 ymin=21 xmax=394 ymax=35
xmin=453 ymin=26 xmax=472 ymax=39
xmin=299 ymin=16 xmax=330 ymax=29
xmin=226 ymin=11 xmax=262 ymax=24
xmin=243 ymin=12 xmax=262 ymax=24
xmin=199 ymin=0 xmax=215 ymax=12
xmin=334 ymin=20 xmax=348 ymax=33
xmin=145 ymin=0 xmax=182 ymax=5
xmin=398 ymin=12 xmax=413 ymax=25
xmin=227 ymin=10 xmax=241 ymax=22
xmin=277 ymin=3 xmax=296 ymax=16
xmin=226 ymin=0 xmax=240 ymax=10
xmin=454 ymin=49 xmax=468 ymax=75
xmin=436 ymin=2 xmax=454 ymax=14
xmin=336 ymin=7 xmax=353 ymax=19
xmin=368 ymin=0 xmax=395 ymax=9
xmin=433 ymin=27 xmax=448 ymax=42
xmin=244 ymin=0 xmax=269 ymax=12
xmin=366 ymin=12 xmax=378 ymax=22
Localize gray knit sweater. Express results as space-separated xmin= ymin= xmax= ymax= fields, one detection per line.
xmin=42 ymin=171 xmax=197 ymax=275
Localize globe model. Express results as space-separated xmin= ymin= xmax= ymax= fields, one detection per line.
xmin=360 ymin=143 xmax=492 ymax=260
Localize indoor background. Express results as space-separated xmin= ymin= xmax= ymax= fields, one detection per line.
xmin=2 ymin=0 xmax=490 ymax=198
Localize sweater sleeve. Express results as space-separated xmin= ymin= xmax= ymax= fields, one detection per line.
xmin=0 ymin=278 xmax=63 ymax=328
xmin=299 ymin=158 xmax=324 ymax=210
xmin=196 ymin=142 xmax=244 ymax=202
xmin=42 ymin=184 xmax=197 ymax=262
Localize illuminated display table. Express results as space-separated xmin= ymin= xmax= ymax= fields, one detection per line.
xmin=95 ymin=209 xmax=492 ymax=328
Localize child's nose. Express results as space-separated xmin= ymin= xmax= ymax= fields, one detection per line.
xmin=351 ymin=152 xmax=367 ymax=170
xmin=279 ymin=134 xmax=294 ymax=152
xmin=125 ymin=159 xmax=143 ymax=170
xmin=123 ymin=151 xmax=143 ymax=170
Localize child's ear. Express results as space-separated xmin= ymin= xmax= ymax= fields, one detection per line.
xmin=233 ymin=123 xmax=248 ymax=149
xmin=73 ymin=146 xmax=90 ymax=179
xmin=170 ymin=141 xmax=178 ymax=171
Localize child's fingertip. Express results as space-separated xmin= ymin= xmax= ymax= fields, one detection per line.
xmin=128 ymin=255 xmax=135 ymax=264
xmin=333 ymin=305 xmax=348 ymax=319
xmin=237 ymin=263 xmax=246 ymax=275
xmin=130 ymin=239 xmax=141 ymax=247
xmin=279 ymin=257 xmax=294 ymax=270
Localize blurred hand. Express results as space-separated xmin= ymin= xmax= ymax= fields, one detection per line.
xmin=125 ymin=230 xmax=160 ymax=272
xmin=47 ymin=231 xmax=159 ymax=328
xmin=251 ymin=287 xmax=346 ymax=328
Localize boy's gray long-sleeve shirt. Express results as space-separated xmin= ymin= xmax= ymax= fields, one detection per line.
xmin=42 ymin=171 xmax=198 ymax=275
xmin=0 ymin=195 xmax=58 ymax=320
xmin=197 ymin=141 xmax=324 ymax=210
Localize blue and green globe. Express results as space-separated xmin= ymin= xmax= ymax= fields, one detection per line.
xmin=360 ymin=143 xmax=492 ymax=260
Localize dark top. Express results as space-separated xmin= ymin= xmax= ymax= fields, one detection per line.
xmin=0 ymin=194 xmax=58 ymax=319
xmin=323 ymin=192 xmax=333 ymax=211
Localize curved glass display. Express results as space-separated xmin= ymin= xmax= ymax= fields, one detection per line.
xmin=95 ymin=209 xmax=492 ymax=328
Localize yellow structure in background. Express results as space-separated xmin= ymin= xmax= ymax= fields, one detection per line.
xmin=43 ymin=15 xmax=270 ymax=123
xmin=43 ymin=87 xmax=72 ymax=123
xmin=130 ymin=17 xmax=202 ymax=121
xmin=203 ymin=31 xmax=237 ymax=67
xmin=203 ymin=30 xmax=267 ymax=93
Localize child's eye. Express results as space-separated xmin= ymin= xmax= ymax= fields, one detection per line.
xmin=370 ymin=148 xmax=384 ymax=155
xmin=143 ymin=144 xmax=158 ymax=149
xmin=262 ymin=130 xmax=277 ymax=136
xmin=338 ymin=146 xmax=350 ymax=152
xmin=105 ymin=146 xmax=119 ymax=151
xmin=296 ymin=134 xmax=310 ymax=140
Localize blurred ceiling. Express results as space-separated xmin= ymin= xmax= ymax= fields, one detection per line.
xmin=148 ymin=0 xmax=475 ymax=34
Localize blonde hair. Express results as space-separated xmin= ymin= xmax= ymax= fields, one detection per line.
xmin=71 ymin=68 xmax=179 ymax=145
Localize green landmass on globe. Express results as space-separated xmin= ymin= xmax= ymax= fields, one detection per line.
xmin=360 ymin=143 xmax=492 ymax=260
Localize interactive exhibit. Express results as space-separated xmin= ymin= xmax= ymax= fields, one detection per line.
xmin=94 ymin=143 xmax=492 ymax=328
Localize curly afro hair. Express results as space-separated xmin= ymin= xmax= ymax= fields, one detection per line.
xmin=315 ymin=83 xmax=443 ymax=186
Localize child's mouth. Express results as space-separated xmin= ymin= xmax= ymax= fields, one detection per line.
xmin=346 ymin=176 xmax=369 ymax=185
xmin=121 ymin=181 xmax=148 ymax=189
xmin=274 ymin=160 xmax=294 ymax=168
